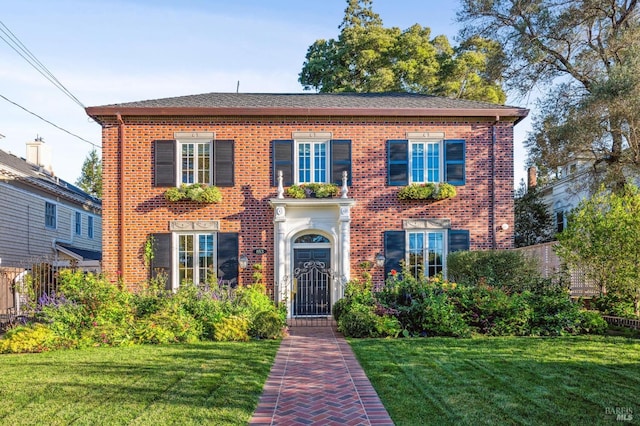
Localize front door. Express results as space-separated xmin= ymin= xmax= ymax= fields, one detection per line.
xmin=293 ymin=248 xmax=331 ymax=316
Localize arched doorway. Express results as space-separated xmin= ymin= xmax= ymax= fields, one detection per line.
xmin=292 ymin=233 xmax=333 ymax=316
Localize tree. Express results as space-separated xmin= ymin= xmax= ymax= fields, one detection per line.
xmin=556 ymin=185 xmax=640 ymax=316
xmin=514 ymin=180 xmax=555 ymax=247
xmin=458 ymin=0 xmax=640 ymax=191
xmin=76 ymin=149 xmax=102 ymax=198
xmin=299 ymin=0 xmax=506 ymax=103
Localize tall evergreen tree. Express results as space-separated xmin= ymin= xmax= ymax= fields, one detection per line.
xmin=76 ymin=149 xmax=102 ymax=198
xmin=514 ymin=180 xmax=555 ymax=247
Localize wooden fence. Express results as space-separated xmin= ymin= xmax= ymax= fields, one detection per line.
xmin=514 ymin=242 xmax=600 ymax=298
xmin=602 ymin=315 xmax=640 ymax=330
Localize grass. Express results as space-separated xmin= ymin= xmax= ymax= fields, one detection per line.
xmin=0 ymin=340 xmax=280 ymax=425
xmin=350 ymin=335 xmax=640 ymax=426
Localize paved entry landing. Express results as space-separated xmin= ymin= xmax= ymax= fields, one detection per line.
xmin=249 ymin=326 xmax=394 ymax=426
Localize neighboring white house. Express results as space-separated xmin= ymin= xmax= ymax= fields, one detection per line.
xmin=0 ymin=138 xmax=102 ymax=271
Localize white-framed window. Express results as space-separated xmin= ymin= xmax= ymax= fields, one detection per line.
xmin=410 ymin=140 xmax=442 ymax=183
xmin=88 ymin=216 xmax=94 ymax=239
xmin=45 ymin=202 xmax=56 ymax=229
xmin=75 ymin=212 xmax=82 ymax=235
xmin=407 ymin=230 xmax=446 ymax=278
xmin=296 ymin=139 xmax=329 ymax=184
xmin=177 ymin=233 xmax=216 ymax=285
xmin=179 ymin=140 xmax=212 ymax=185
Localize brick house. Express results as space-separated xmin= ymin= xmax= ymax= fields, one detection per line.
xmin=86 ymin=92 xmax=527 ymax=318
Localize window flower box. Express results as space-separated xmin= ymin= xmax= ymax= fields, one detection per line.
xmin=397 ymin=183 xmax=457 ymax=201
xmin=286 ymin=183 xmax=340 ymax=199
xmin=164 ymin=183 xmax=222 ymax=203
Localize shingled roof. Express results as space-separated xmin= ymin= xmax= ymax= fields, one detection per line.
xmin=86 ymin=92 xmax=528 ymax=123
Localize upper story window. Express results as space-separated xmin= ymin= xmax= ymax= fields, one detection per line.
xmin=180 ymin=141 xmax=212 ymax=184
xmin=410 ymin=141 xmax=441 ymax=183
xmin=153 ymin=136 xmax=234 ymax=188
xmin=75 ymin=212 xmax=82 ymax=235
xmin=388 ymin=138 xmax=465 ymax=186
xmin=297 ymin=140 xmax=328 ymax=183
xmin=88 ymin=216 xmax=94 ymax=239
xmin=45 ymin=202 xmax=56 ymax=229
xmin=272 ymin=137 xmax=351 ymax=187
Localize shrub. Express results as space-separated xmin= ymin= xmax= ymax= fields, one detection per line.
xmin=577 ymin=310 xmax=607 ymax=334
xmin=397 ymin=183 xmax=457 ymax=200
xmin=0 ymin=324 xmax=71 ymax=353
xmin=592 ymin=293 xmax=637 ymax=318
xmin=524 ymin=289 xmax=584 ymax=336
xmin=251 ymin=310 xmax=286 ymax=339
xmin=213 ymin=316 xmax=250 ymax=341
xmin=164 ymin=183 xmax=222 ymax=203
xmin=286 ymin=183 xmax=339 ymax=198
xmin=134 ymin=309 xmax=200 ymax=344
xmin=338 ymin=303 xmax=380 ymax=338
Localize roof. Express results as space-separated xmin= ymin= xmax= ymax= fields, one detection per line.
xmin=86 ymin=92 xmax=528 ymax=123
xmin=0 ymin=149 xmax=102 ymax=208
xmin=56 ymin=243 xmax=102 ymax=261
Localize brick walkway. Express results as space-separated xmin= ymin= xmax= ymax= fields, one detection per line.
xmin=249 ymin=325 xmax=394 ymax=426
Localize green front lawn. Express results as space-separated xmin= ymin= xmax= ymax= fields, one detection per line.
xmin=351 ymin=336 xmax=640 ymax=425
xmin=0 ymin=340 xmax=280 ymax=425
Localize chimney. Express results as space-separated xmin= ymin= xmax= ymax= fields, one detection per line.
xmin=527 ymin=166 xmax=537 ymax=191
xmin=26 ymin=136 xmax=53 ymax=173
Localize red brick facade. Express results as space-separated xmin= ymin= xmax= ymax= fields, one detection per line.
xmin=95 ymin=114 xmax=517 ymax=292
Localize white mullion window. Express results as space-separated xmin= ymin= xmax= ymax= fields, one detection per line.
xmin=179 ymin=140 xmax=212 ymax=185
xmin=177 ymin=233 xmax=216 ymax=286
xmin=410 ymin=141 xmax=441 ymax=183
xmin=297 ymin=140 xmax=328 ymax=184
xmin=407 ymin=230 xmax=446 ymax=278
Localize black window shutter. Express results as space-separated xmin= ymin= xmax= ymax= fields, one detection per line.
xmin=214 ymin=140 xmax=234 ymax=187
xmin=384 ymin=231 xmax=406 ymax=279
xmin=387 ymin=140 xmax=409 ymax=186
xmin=444 ymin=139 xmax=466 ymax=186
xmin=217 ymin=232 xmax=239 ymax=287
xmin=448 ymin=230 xmax=470 ymax=252
xmin=150 ymin=233 xmax=172 ymax=290
xmin=154 ymin=140 xmax=176 ymax=187
xmin=272 ymin=140 xmax=294 ymax=186
xmin=330 ymin=139 xmax=352 ymax=185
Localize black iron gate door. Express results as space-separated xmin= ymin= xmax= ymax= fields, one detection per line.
xmin=293 ymin=248 xmax=331 ymax=316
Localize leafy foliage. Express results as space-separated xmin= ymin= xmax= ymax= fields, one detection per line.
xmin=75 ymin=149 xmax=102 ymax=198
xmin=164 ymin=183 xmax=222 ymax=203
xmin=459 ymin=0 xmax=640 ymax=189
xmin=299 ymin=0 xmax=506 ymax=103
xmin=556 ymin=185 xmax=640 ymax=316
xmin=286 ymin=183 xmax=339 ymax=198
xmin=397 ymin=183 xmax=457 ymax=201
xmin=514 ymin=180 xmax=555 ymax=247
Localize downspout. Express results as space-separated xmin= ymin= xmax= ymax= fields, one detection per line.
xmin=491 ymin=117 xmax=500 ymax=250
xmin=117 ymin=113 xmax=125 ymax=281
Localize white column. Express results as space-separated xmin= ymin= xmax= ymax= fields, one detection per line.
xmin=338 ymin=205 xmax=351 ymax=298
xmin=273 ymin=205 xmax=288 ymax=315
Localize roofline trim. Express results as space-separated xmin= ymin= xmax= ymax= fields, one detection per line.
xmin=86 ymin=106 xmax=529 ymax=123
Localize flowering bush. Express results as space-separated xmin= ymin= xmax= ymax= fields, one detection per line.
xmin=397 ymin=183 xmax=457 ymax=201
xmin=164 ymin=183 xmax=221 ymax=203
xmin=286 ymin=183 xmax=339 ymax=198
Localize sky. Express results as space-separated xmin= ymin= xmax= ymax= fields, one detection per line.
xmin=1 ymin=0 xmax=532 ymax=186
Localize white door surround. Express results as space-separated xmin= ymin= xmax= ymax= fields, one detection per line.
xmin=269 ymin=197 xmax=355 ymax=318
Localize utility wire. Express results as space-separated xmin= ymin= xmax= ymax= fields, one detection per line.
xmin=0 ymin=93 xmax=101 ymax=150
xmin=0 ymin=20 xmax=85 ymax=109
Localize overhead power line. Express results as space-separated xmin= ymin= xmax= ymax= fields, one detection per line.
xmin=0 ymin=19 xmax=85 ymax=109
xmin=0 ymin=93 xmax=100 ymax=150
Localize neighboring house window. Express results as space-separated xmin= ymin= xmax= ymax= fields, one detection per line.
xmin=297 ymin=140 xmax=328 ymax=183
xmin=75 ymin=212 xmax=82 ymax=235
xmin=153 ymin=139 xmax=234 ymax=188
xmin=178 ymin=233 xmax=215 ymax=285
xmin=45 ymin=202 xmax=56 ymax=229
xmin=384 ymin=228 xmax=469 ymax=279
xmin=408 ymin=231 xmax=445 ymax=278
xmin=554 ymin=202 xmax=568 ymax=233
xmin=180 ymin=141 xmax=211 ymax=184
xmin=388 ymin=139 xmax=465 ymax=186
xmin=88 ymin=216 xmax=94 ymax=239
xmin=272 ymin=139 xmax=352 ymax=187
xmin=150 ymin=231 xmax=239 ymax=290
xmin=410 ymin=141 xmax=441 ymax=183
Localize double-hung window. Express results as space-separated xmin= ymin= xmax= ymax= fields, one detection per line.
xmin=297 ymin=140 xmax=328 ymax=183
xmin=75 ymin=212 xmax=82 ymax=235
xmin=88 ymin=216 xmax=94 ymax=239
xmin=410 ymin=141 xmax=441 ymax=183
xmin=408 ymin=231 xmax=445 ymax=278
xmin=178 ymin=233 xmax=215 ymax=285
xmin=180 ymin=141 xmax=212 ymax=184
xmin=45 ymin=202 xmax=56 ymax=229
